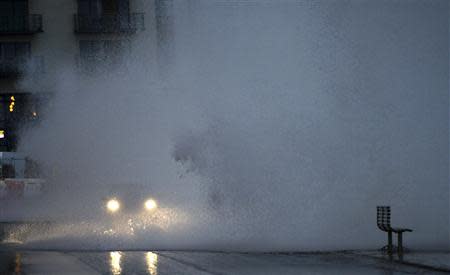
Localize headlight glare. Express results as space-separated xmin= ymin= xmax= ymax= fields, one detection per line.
xmin=144 ymin=199 xmax=157 ymax=211
xmin=107 ymin=199 xmax=120 ymax=212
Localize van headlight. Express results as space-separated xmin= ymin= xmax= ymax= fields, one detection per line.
xmin=144 ymin=199 xmax=157 ymax=211
xmin=106 ymin=199 xmax=120 ymax=213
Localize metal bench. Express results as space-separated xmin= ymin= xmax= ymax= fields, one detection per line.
xmin=377 ymin=206 xmax=412 ymax=254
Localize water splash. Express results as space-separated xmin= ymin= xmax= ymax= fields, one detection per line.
xmin=11 ymin=0 xmax=450 ymax=251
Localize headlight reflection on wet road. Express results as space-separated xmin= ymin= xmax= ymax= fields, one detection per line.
xmin=109 ymin=252 xmax=158 ymax=275
xmin=110 ymin=251 xmax=122 ymax=275
xmin=146 ymin=252 xmax=158 ymax=275
xmin=15 ymin=252 xmax=21 ymax=274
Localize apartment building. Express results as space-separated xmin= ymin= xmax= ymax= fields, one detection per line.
xmin=0 ymin=0 xmax=172 ymax=151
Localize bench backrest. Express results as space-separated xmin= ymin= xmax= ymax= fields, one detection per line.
xmin=377 ymin=206 xmax=391 ymax=232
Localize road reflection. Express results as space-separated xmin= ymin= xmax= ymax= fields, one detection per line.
xmin=109 ymin=251 xmax=157 ymax=275
xmin=146 ymin=252 xmax=158 ymax=275
xmin=110 ymin=251 xmax=122 ymax=275
xmin=0 ymin=252 xmax=22 ymax=275
xmin=14 ymin=252 xmax=21 ymax=274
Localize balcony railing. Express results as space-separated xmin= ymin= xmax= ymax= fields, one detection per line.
xmin=0 ymin=15 xmax=43 ymax=34
xmin=0 ymin=56 xmax=45 ymax=77
xmin=74 ymin=13 xmax=144 ymax=33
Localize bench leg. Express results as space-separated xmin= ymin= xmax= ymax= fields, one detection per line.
xmin=387 ymin=231 xmax=393 ymax=254
xmin=397 ymin=232 xmax=403 ymax=255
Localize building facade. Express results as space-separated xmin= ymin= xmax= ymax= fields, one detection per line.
xmin=0 ymin=0 xmax=172 ymax=151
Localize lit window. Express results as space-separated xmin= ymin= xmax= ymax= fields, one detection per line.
xmin=9 ymin=96 xmax=15 ymax=113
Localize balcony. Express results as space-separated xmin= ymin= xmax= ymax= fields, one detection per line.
xmin=74 ymin=13 xmax=144 ymax=34
xmin=0 ymin=56 xmax=45 ymax=78
xmin=0 ymin=15 xmax=43 ymax=35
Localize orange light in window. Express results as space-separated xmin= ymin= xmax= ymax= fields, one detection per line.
xmin=9 ymin=96 xmax=15 ymax=113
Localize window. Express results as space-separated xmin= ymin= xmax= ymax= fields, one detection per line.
xmin=0 ymin=42 xmax=30 ymax=61
xmin=102 ymin=0 xmax=117 ymax=14
xmin=80 ymin=40 xmax=123 ymax=58
xmin=116 ymin=0 xmax=129 ymax=17
xmin=78 ymin=0 xmax=102 ymax=16
xmin=0 ymin=0 xmax=28 ymax=31
xmin=78 ymin=0 xmax=129 ymax=16
xmin=79 ymin=40 xmax=125 ymax=71
xmin=80 ymin=40 xmax=103 ymax=58
xmin=0 ymin=0 xmax=27 ymax=17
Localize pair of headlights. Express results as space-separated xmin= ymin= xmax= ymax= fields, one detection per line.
xmin=106 ymin=198 xmax=158 ymax=213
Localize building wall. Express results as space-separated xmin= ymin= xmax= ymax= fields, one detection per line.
xmin=0 ymin=0 xmax=160 ymax=150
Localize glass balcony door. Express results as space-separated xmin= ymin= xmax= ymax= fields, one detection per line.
xmin=78 ymin=0 xmax=102 ymax=16
xmin=77 ymin=0 xmax=130 ymax=32
xmin=78 ymin=0 xmax=129 ymax=16
xmin=79 ymin=40 xmax=124 ymax=72
xmin=116 ymin=0 xmax=130 ymax=29
xmin=0 ymin=0 xmax=28 ymax=32
xmin=0 ymin=42 xmax=31 ymax=74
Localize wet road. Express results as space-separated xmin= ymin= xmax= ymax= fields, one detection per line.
xmin=1 ymin=250 xmax=447 ymax=274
